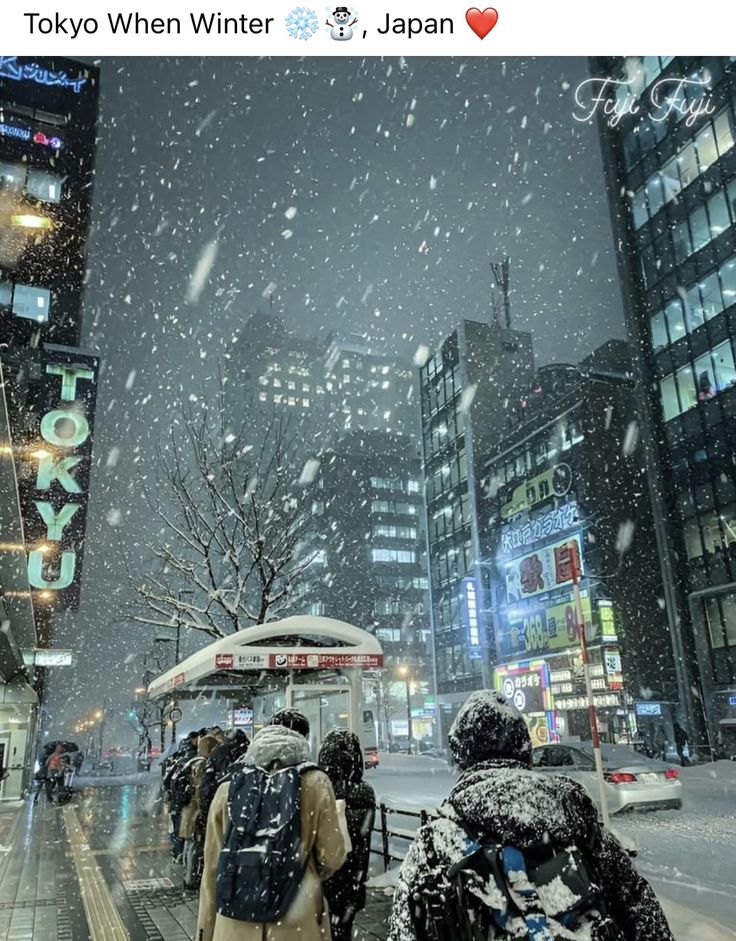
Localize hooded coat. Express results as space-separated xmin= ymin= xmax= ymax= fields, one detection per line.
xmin=180 ymin=733 xmax=223 ymax=840
xmin=196 ymin=725 xmax=347 ymax=941
xmin=318 ymin=730 xmax=376 ymax=930
xmin=388 ymin=691 xmax=674 ymax=941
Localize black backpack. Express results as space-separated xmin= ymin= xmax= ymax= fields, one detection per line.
xmin=412 ymin=836 xmax=624 ymax=941
xmin=216 ymin=761 xmax=317 ymax=923
xmin=170 ymin=757 xmax=200 ymax=812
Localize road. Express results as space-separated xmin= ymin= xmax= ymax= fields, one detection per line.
xmin=366 ymin=754 xmax=736 ymax=938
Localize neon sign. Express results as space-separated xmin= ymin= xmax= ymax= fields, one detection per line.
xmin=0 ymin=121 xmax=63 ymax=149
xmin=461 ymin=576 xmax=482 ymax=659
xmin=23 ymin=347 xmax=99 ymax=609
xmin=0 ymin=56 xmax=87 ymax=94
xmin=500 ymin=502 xmax=578 ymax=556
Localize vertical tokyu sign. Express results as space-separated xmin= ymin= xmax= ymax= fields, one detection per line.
xmin=25 ymin=346 xmax=98 ymax=608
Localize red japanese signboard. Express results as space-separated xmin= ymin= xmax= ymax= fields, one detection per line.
xmin=215 ymin=653 xmax=234 ymax=669
xmin=268 ymin=652 xmax=384 ymax=670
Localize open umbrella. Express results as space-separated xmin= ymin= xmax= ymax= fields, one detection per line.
xmin=42 ymin=740 xmax=80 ymax=757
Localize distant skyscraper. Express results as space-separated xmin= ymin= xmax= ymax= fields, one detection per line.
xmin=594 ymin=56 xmax=736 ymax=749
xmin=418 ymin=318 xmax=534 ymax=725
xmin=227 ymin=312 xmax=416 ymax=447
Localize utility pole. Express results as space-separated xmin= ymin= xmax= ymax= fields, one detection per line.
xmin=566 ymin=541 xmax=611 ymax=828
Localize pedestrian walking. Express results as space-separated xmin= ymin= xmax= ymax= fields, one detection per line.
xmin=673 ymin=722 xmax=691 ymax=766
xmin=196 ymin=708 xmax=347 ymax=941
xmin=388 ymin=690 xmax=674 ymax=941
xmin=318 ymin=729 xmax=376 ymax=941
xmin=45 ymin=744 xmax=65 ymax=803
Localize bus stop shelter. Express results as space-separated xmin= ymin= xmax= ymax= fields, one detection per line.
xmin=146 ymin=616 xmax=383 ymax=754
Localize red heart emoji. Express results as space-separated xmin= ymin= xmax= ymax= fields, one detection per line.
xmin=465 ymin=7 xmax=499 ymax=39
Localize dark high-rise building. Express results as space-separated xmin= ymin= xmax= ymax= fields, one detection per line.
xmin=481 ymin=342 xmax=677 ymax=750
xmin=227 ymin=312 xmax=416 ymax=447
xmin=0 ymin=56 xmax=100 ymax=626
xmin=593 ymin=57 xmax=736 ymax=750
xmin=418 ymin=319 xmax=534 ymax=726
xmin=1 ymin=56 xmax=99 ymax=348
xmin=292 ymin=430 xmax=430 ymax=744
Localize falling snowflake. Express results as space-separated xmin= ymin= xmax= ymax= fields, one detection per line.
xmin=285 ymin=7 xmax=319 ymax=40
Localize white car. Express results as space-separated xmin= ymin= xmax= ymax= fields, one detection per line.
xmin=532 ymin=743 xmax=683 ymax=814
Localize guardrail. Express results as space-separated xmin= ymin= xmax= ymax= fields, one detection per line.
xmin=371 ymin=801 xmax=436 ymax=872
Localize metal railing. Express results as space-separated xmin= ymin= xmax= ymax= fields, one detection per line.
xmin=370 ymin=801 xmax=437 ymax=872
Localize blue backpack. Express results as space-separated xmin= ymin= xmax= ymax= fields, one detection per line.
xmin=412 ymin=838 xmax=623 ymax=941
xmin=216 ymin=761 xmax=318 ymax=923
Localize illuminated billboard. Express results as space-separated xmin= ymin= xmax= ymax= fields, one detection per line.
xmin=22 ymin=346 xmax=99 ymax=609
xmin=493 ymin=658 xmax=556 ymax=748
xmin=461 ymin=576 xmax=482 ymax=659
xmin=498 ymin=592 xmax=594 ymax=660
xmin=501 ymin=462 xmax=572 ymax=520
xmin=505 ymin=533 xmax=583 ymax=604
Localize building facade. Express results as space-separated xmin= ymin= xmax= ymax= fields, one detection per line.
xmin=227 ymin=312 xmax=416 ymax=447
xmin=482 ymin=343 xmax=678 ymax=751
xmin=418 ymin=319 xmax=534 ymax=727
xmin=0 ymin=56 xmax=100 ymax=782
xmin=594 ymin=56 xmax=736 ymax=750
xmin=292 ymin=430 xmax=430 ymax=745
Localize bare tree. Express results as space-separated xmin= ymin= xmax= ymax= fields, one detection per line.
xmin=134 ymin=387 xmax=316 ymax=640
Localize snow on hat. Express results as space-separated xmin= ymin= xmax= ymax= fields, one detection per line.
xmin=448 ymin=690 xmax=532 ymax=771
xmin=267 ymin=707 xmax=310 ymax=738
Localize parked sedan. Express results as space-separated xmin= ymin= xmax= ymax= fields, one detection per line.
xmin=532 ymin=742 xmax=683 ymax=814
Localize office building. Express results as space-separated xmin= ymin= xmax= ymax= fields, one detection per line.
xmin=291 ymin=430 xmax=430 ymax=744
xmin=227 ymin=312 xmax=416 ymax=446
xmin=0 ymin=56 xmax=100 ymax=770
xmin=481 ymin=342 xmax=678 ymax=749
xmin=418 ymin=319 xmax=534 ymax=725
xmin=594 ymin=56 xmax=736 ymax=749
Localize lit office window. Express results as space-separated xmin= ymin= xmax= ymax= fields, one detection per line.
xmin=25 ymin=168 xmax=62 ymax=203
xmin=3 ymin=283 xmax=51 ymax=322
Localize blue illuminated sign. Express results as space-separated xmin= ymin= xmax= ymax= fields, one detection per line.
xmin=0 ymin=121 xmax=62 ymax=149
xmin=729 ymin=695 xmax=736 ymax=707
xmin=461 ymin=576 xmax=482 ymax=660
xmin=0 ymin=57 xmax=87 ymax=94
xmin=635 ymin=702 xmax=663 ymax=717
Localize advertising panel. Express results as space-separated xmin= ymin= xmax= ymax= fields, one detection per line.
xmin=505 ymin=533 xmax=583 ymax=604
xmin=268 ymin=652 xmax=384 ymax=669
xmin=461 ymin=576 xmax=482 ymax=660
xmin=493 ymin=659 xmax=556 ymax=748
xmin=498 ymin=593 xmax=593 ymax=660
xmin=499 ymin=502 xmax=578 ymax=556
xmin=501 ymin=462 xmax=572 ymax=520
xmin=603 ymin=648 xmax=624 ymax=690
xmin=23 ymin=347 xmax=99 ymax=609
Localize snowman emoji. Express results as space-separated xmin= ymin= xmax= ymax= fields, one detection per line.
xmin=326 ymin=6 xmax=357 ymax=41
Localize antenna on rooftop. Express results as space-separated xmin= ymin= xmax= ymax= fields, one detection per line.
xmin=490 ymin=256 xmax=511 ymax=329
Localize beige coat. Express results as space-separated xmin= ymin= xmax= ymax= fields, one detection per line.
xmin=180 ymin=734 xmax=221 ymax=840
xmin=196 ymin=744 xmax=347 ymax=941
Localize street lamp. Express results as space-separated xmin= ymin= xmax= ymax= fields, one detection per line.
xmin=397 ymin=665 xmax=413 ymax=755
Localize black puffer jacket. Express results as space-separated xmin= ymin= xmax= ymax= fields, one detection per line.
xmin=196 ymin=729 xmax=249 ymax=838
xmin=319 ymin=729 xmax=376 ymax=926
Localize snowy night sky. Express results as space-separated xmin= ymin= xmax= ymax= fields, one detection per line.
xmin=44 ymin=56 xmax=627 ymax=735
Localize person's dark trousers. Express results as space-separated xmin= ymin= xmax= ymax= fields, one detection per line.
xmin=170 ymin=812 xmax=184 ymax=857
xmin=331 ymin=919 xmax=354 ymax=941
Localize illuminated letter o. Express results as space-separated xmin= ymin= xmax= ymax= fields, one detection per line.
xmin=40 ymin=409 xmax=89 ymax=447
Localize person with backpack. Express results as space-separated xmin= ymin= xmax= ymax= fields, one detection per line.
xmin=180 ymin=731 xmax=224 ymax=888
xmin=318 ymin=729 xmax=376 ymax=941
xmin=164 ymin=732 xmax=199 ymax=860
xmin=196 ymin=708 xmax=347 ymax=941
xmin=196 ymin=728 xmax=250 ymax=848
xmin=388 ymin=690 xmax=674 ymax=941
